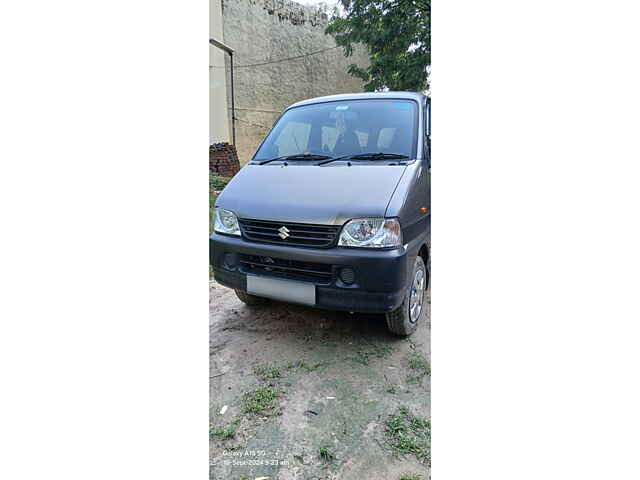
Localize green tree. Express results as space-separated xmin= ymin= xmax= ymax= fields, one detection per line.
xmin=326 ymin=0 xmax=430 ymax=92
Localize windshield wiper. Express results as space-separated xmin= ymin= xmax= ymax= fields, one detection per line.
xmin=317 ymin=152 xmax=409 ymax=166
xmin=256 ymin=154 xmax=332 ymax=165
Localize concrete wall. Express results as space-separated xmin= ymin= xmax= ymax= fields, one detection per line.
xmin=210 ymin=0 xmax=231 ymax=144
xmin=219 ymin=0 xmax=369 ymax=165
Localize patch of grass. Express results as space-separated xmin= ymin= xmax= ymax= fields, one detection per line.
xmin=384 ymin=374 xmax=398 ymax=394
xmin=384 ymin=407 xmax=431 ymax=465
xmin=210 ymin=173 xmax=232 ymax=191
xmin=210 ymin=174 xmax=231 ymax=231
xmin=210 ymin=419 xmax=240 ymax=441
xmin=399 ymin=474 xmax=422 ymax=480
xmin=353 ymin=350 xmax=371 ymax=365
xmin=351 ymin=342 xmax=394 ymax=365
xmin=306 ymin=361 xmax=324 ymax=372
xmin=319 ymin=446 xmax=335 ymax=462
xmin=286 ymin=360 xmax=298 ymax=369
xmin=241 ymin=385 xmax=279 ymax=416
xmin=286 ymin=359 xmax=323 ymax=372
xmin=408 ymin=350 xmax=430 ymax=375
xmin=254 ymin=364 xmax=282 ymax=381
xmin=406 ymin=350 xmax=430 ymax=385
xmin=286 ymin=360 xmax=299 ymax=369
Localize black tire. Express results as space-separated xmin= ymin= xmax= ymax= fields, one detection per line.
xmin=234 ymin=289 xmax=268 ymax=307
xmin=386 ymin=256 xmax=428 ymax=337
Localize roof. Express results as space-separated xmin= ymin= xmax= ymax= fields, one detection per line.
xmin=287 ymin=91 xmax=426 ymax=110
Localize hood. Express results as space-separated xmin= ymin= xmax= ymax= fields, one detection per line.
xmin=216 ymin=164 xmax=407 ymax=226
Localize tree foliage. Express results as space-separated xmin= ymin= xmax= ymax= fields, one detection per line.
xmin=326 ymin=0 xmax=430 ymax=92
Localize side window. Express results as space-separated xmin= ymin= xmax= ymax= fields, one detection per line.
xmin=275 ymin=121 xmax=311 ymax=156
xmin=424 ymin=100 xmax=431 ymax=162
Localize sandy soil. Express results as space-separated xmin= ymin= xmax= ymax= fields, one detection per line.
xmin=210 ymin=280 xmax=430 ymax=480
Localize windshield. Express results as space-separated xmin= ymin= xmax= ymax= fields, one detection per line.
xmin=253 ymin=99 xmax=418 ymax=161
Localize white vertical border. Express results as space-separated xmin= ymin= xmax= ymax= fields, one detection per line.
xmin=0 ymin=0 xmax=209 ymax=478
xmin=434 ymin=0 xmax=640 ymax=478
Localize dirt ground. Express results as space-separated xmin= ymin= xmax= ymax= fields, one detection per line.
xmin=210 ymin=280 xmax=430 ymax=480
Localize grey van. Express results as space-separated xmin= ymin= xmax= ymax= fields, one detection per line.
xmin=210 ymin=92 xmax=430 ymax=336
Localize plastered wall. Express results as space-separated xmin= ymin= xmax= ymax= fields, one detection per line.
xmin=213 ymin=0 xmax=369 ymax=164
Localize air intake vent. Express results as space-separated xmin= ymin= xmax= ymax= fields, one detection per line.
xmin=239 ymin=254 xmax=333 ymax=284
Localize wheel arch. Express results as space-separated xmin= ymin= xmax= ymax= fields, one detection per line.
xmin=418 ymin=241 xmax=429 ymax=266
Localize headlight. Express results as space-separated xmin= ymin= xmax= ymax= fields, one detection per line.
xmin=213 ymin=207 xmax=240 ymax=236
xmin=338 ymin=218 xmax=402 ymax=248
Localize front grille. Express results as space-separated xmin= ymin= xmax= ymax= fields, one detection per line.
xmin=238 ymin=218 xmax=339 ymax=248
xmin=239 ymin=254 xmax=333 ymax=284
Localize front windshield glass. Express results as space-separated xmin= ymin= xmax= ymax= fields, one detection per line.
xmin=253 ymin=99 xmax=418 ymax=161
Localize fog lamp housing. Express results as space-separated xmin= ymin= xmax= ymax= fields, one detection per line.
xmin=339 ymin=267 xmax=356 ymax=285
xmin=223 ymin=253 xmax=238 ymax=270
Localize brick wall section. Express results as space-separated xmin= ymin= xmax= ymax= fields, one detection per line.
xmin=210 ymin=142 xmax=240 ymax=177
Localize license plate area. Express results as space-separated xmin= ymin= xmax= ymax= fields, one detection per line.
xmin=246 ymin=275 xmax=316 ymax=306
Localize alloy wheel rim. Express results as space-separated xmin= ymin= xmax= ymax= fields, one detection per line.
xmin=409 ymin=267 xmax=426 ymax=323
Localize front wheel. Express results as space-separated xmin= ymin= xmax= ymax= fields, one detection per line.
xmin=385 ymin=256 xmax=428 ymax=336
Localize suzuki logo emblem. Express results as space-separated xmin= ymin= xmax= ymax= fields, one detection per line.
xmin=278 ymin=226 xmax=290 ymax=240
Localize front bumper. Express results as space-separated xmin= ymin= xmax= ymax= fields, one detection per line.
xmin=210 ymin=233 xmax=410 ymax=313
